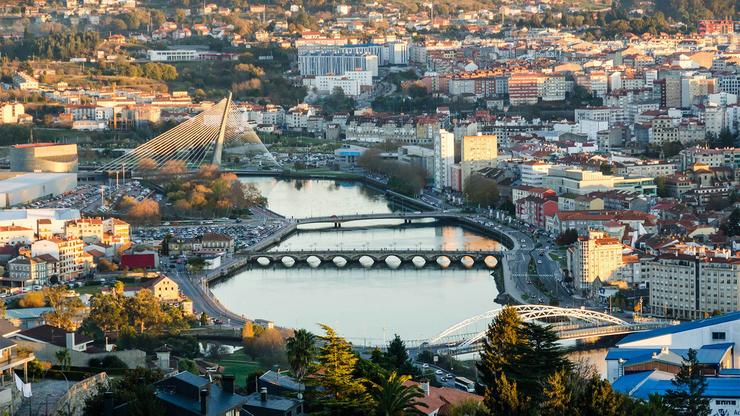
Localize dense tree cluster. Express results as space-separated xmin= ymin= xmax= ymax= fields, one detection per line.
xmin=118 ymin=196 xmax=161 ymax=226
xmin=358 ymin=148 xmax=427 ymax=196
xmin=84 ymin=286 xmax=190 ymax=337
xmin=99 ymin=61 xmax=178 ymax=81
xmin=2 ymin=31 xmax=100 ymax=61
xmin=163 ymin=165 xmax=265 ymax=218
xmin=464 ymin=174 xmax=500 ymax=208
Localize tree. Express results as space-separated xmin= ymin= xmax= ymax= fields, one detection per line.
xmin=464 ymin=174 xmax=500 ymax=208
xmin=241 ymin=321 xmax=255 ymax=339
xmin=542 ymin=369 xmax=575 ymax=416
xmin=84 ymin=368 xmax=164 ymax=416
xmin=18 ymin=291 xmax=46 ymax=308
xmin=87 ymin=291 xmax=127 ymax=334
xmin=55 ymin=348 xmax=71 ymax=371
xmin=488 ymin=373 xmax=530 ymax=416
xmin=655 ymin=176 xmax=669 ymax=198
xmin=309 ymin=324 xmax=371 ymax=413
xmin=664 ymin=349 xmax=710 ymax=416
xmin=382 ymin=335 xmax=417 ymax=376
xmin=43 ymin=286 xmax=85 ymax=331
xmin=447 ymin=399 xmax=485 ymax=416
xmin=720 ymin=208 xmax=740 ymax=237
xmin=286 ymin=328 xmax=316 ymax=396
xmin=579 ymin=376 xmax=626 ymax=416
xmin=199 ymin=312 xmax=209 ymax=326
xmin=477 ymin=306 xmax=530 ymax=412
xmin=244 ymin=328 xmax=286 ymax=367
xmin=556 ymin=229 xmax=579 ymax=246
xmin=369 ymin=372 xmax=427 ymax=416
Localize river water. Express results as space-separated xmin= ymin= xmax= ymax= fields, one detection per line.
xmin=210 ymin=177 xmax=504 ymax=343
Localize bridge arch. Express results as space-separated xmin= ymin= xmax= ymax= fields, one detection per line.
xmin=430 ymin=305 xmax=628 ymax=348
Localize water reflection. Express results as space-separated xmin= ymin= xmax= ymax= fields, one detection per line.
xmin=271 ymin=225 xmax=504 ymax=252
xmin=241 ymin=177 xmax=399 ymax=218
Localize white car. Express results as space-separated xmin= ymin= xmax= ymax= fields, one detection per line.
xmin=435 ymin=370 xmax=443 ymax=375
xmin=422 ymin=363 xmax=429 ymax=368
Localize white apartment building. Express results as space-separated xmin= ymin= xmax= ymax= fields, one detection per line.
xmin=434 ymin=129 xmax=454 ymax=190
xmin=647 ymin=253 xmax=740 ymax=320
xmin=520 ymin=161 xmax=552 ymax=187
xmin=298 ymin=51 xmax=379 ymax=77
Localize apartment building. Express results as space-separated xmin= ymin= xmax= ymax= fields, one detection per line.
xmin=567 ymin=230 xmax=624 ymax=290
xmin=647 ymin=253 xmax=740 ymax=319
xmin=508 ymin=73 xmax=544 ymax=106
xmin=520 ymin=161 xmax=552 ymax=187
xmin=6 ymin=256 xmax=48 ymax=287
xmin=31 ymin=237 xmax=89 ymax=281
xmin=461 ymin=134 xmax=497 ymax=185
xmin=434 ymin=129 xmax=455 ymax=190
xmin=298 ymin=51 xmax=379 ymax=77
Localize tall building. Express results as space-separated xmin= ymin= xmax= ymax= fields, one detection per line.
xmin=298 ymin=51 xmax=379 ymax=77
xmin=31 ymin=237 xmax=89 ymax=281
xmin=567 ymin=230 xmax=623 ymax=290
xmin=647 ymin=252 xmax=740 ymax=320
xmin=460 ymin=134 xmax=497 ymax=185
xmin=433 ymin=129 xmax=454 ymax=190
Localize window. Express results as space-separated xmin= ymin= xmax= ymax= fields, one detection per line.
xmin=712 ymin=332 xmax=726 ymax=341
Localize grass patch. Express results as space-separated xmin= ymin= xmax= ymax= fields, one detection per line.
xmin=214 ymin=353 xmax=263 ymax=387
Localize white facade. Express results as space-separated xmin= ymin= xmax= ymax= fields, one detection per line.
xmin=434 ymin=129 xmax=454 ymax=190
xmin=298 ymin=52 xmax=379 ymax=77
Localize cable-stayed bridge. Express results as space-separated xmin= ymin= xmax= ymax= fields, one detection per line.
xmin=98 ymin=94 xmax=278 ymax=173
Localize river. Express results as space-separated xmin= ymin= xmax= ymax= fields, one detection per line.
xmin=210 ymin=177 xmax=505 ymax=343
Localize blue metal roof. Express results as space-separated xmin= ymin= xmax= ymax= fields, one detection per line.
xmin=629 ymin=376 xmax=740 ymax=400
xmin=618 ymin=312 xmax=740 ymax=345
xmin=605 ymin=348 xmax=660 ymax=361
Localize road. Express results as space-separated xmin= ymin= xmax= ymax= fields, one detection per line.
xmin=164 ymin=257 xmax=246 ymax=327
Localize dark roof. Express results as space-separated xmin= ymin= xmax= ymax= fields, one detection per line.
xmin=154 ymin=372 xmax=247 ymax=416
xmin=0 ymin=319 xmax=20 ymax=337
xmin=17 ymin=325 xmax=93 ymax=348
xmin=0 ymin=337 xmax=16 ymax=350
xmin=243 ymin=392 xmax=302 ymax=412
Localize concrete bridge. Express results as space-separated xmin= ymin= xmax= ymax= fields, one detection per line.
xmin=293 ymin=211 xmax=463 ymax=227
xmin=243 ymin=249 xmax=502 ymax=269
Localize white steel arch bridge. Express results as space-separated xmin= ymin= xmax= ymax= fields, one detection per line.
xmin=427 ymin=305 xmax=671 ymax=352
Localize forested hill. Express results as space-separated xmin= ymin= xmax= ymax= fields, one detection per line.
xmin=618 ymin=0 xmax=736 ymax=27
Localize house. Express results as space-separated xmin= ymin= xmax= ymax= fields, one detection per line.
xmin=140 ymin=275 xmax=180 ymax=302
xmin=15 ymin=324 xmax=93 ymax=352
xmin=120 ymin=252 xmax=157 ymax=270
xmin=258 ymin=370 xmax=303 ymax=395
xmin=4 ymin=307 xmax=54 ymax=329
xmin=153 ymin=371 xmax=248 ymax=416
xmin=242 ymin=388 xmax=304 ymax=416
xmin=405 ymin=380 xmax=483 ymax=415
xmin=0 ymin=319 xmax=34 ymax=402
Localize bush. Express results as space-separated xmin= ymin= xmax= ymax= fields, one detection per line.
xmin=101 ymin=355 xmax=128 ymax=369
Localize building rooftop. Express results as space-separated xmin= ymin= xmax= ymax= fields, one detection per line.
xmin=618 ymin=311 xmax=740 ymax=345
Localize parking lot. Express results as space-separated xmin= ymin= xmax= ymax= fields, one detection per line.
xmin=132 ymin=218 xmax=288 ymax=251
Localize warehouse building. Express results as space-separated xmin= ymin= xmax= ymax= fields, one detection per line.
xmin=9 ymin=143 xmax=78 ymax=173
xmin=0 ymin=173 xmax=77 ymax=208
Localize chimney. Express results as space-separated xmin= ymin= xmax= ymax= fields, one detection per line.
xmin=65 ymin=332 xmax=75 ymax=350
xmin=103 ymin=391 xmax=114 ymax=416
xmin=260 ymin=387 xmax=268 ymax=402
xmin=420 ymin=380 xmax=430 ymax=397
xmin=199 ymin=388 xmax=208 ymax=415
xmin=222 ymin=375 xmax=235 ymax=394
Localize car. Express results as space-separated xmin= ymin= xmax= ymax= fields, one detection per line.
xmin=446 ymin=373 xmax=453 ymax=378
xmin=435 ymin=370 xmax=443 ymax=375
xmin=537 ymin=260 xmax=542 ymax=264
xmin=422 ymin=363 xmax=429 ymax=368
xmin=521 ymin=239 xmax=526 ymax=243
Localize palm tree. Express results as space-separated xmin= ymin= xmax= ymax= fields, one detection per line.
xmin=370 ymin=371 xmax=427 ymax=416
xmin=55 ymin=348 xmax=71 ymax=371
xmin=285 ymin=329 xmax=316 ymax=398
